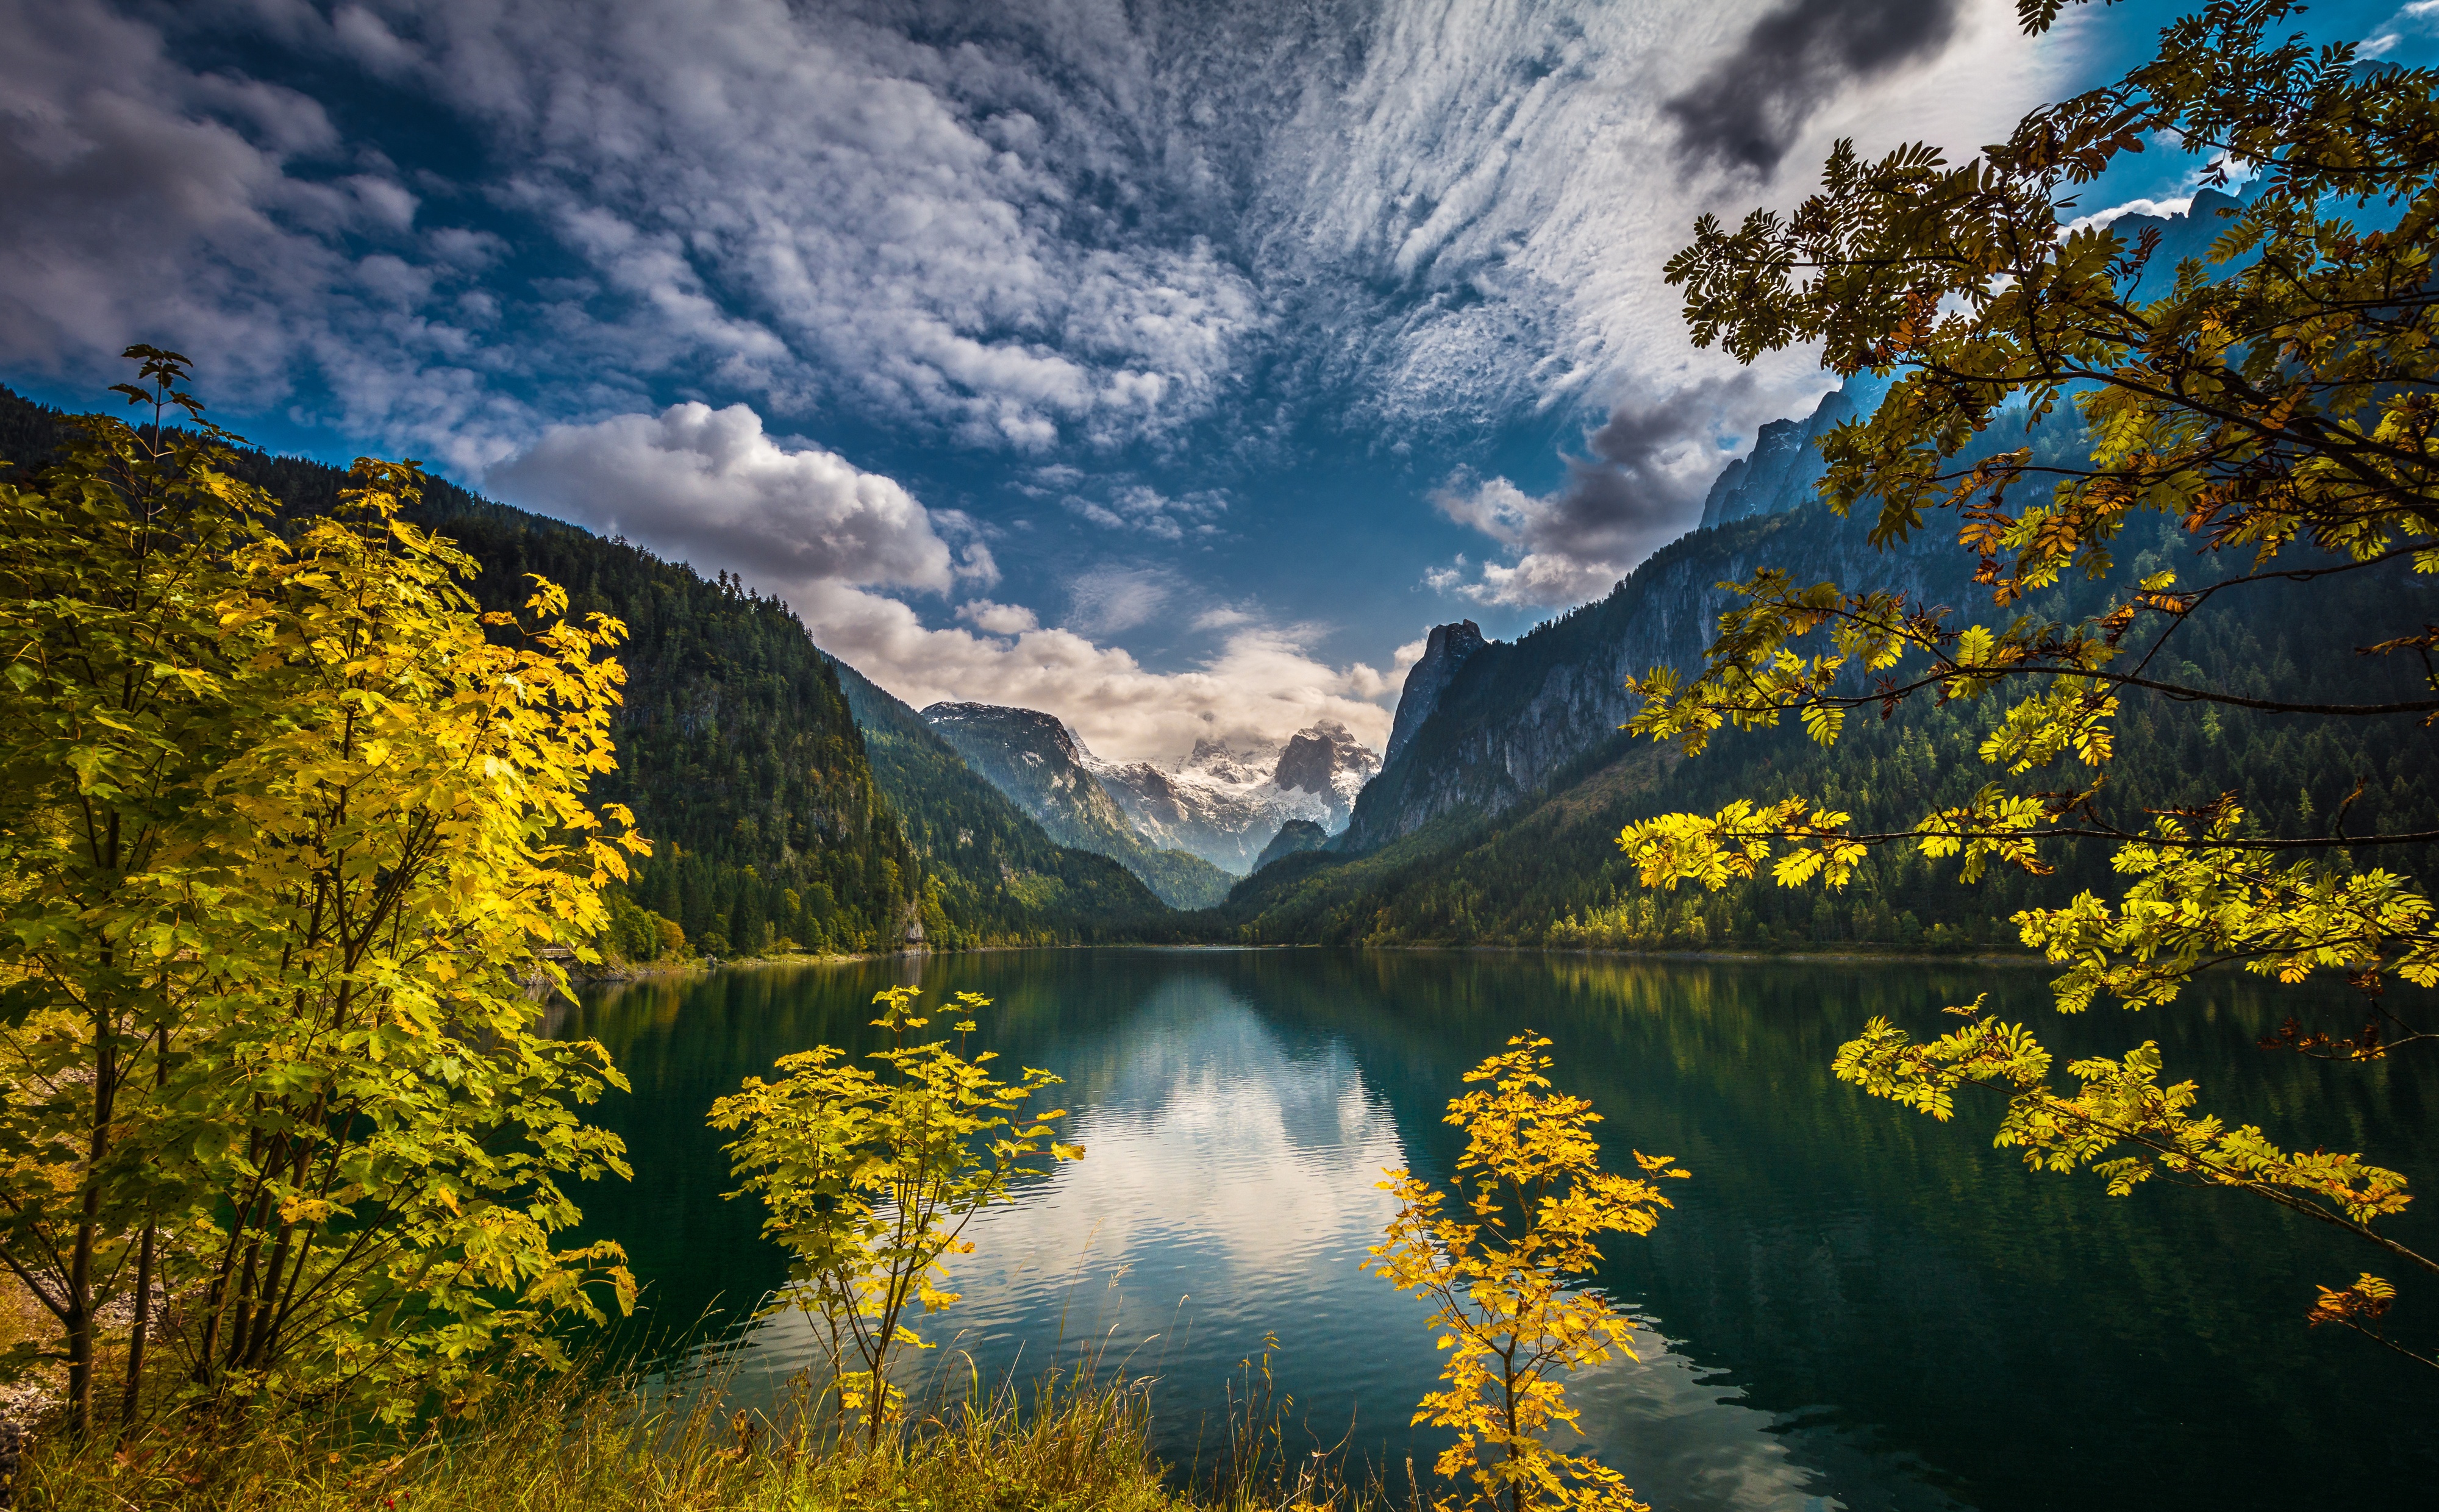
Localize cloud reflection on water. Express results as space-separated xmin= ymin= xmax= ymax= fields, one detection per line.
xmin=721 ymin=973 xmax=1852 ymax=1512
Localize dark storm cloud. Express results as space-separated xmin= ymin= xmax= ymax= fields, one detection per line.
xmin=1432 ymin=374 xmax=1758 ymax=607
xmin=1540 ymin=377 xmax=1759 ymax=555
xmin=1666 ymin=0 xmax=1964 ymax=175
xmin=1571 ymin=372 xmax=1761 ymax=531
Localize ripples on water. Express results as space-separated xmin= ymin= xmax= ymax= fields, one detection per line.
xmin=559 ymin=949 xmax=2436 ymax=1512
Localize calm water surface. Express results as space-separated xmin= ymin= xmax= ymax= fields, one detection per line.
xmin=557 ymin=949 xmax=2437 ymax=1512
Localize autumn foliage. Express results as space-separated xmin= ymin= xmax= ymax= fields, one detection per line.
xmin=1630 ymin=0 xmax=2439 ymax=1359
xmin=1369 ymin=1034 xmax=1687 ymax=1512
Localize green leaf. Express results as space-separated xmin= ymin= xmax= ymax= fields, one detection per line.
xmin=0 ymin=981 xmax=46 ymax=1029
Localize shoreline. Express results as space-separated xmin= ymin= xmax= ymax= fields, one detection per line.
xmin=582 ymin=939 xmax=2055 ymax=979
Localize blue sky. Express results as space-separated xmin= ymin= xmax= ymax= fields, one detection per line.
xmin=2 ymin=0 xmax=2427 ymax=759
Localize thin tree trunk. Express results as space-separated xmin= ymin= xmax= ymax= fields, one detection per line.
xmin=120 ymin=1219 xmax=155 ymax=1431
xmin=219 ymin=1154 xmax=288 ymax=1377
xmin=243 ymin=1221 xmax=298 ymax=1371
xmin=1502 ymin=1352 xmax=1522 ymax=1512
xmin=61 ymin=1293 xmax=91 ymax=1443
xmin=121 ymin=1018 xmax=168 ymax=1430
xmin=194 ymin=1130 xmax=274 ymax=1386
xmin=64 ymin=1023 xmax=119 ymax=1441
xmin=190 ymin=1219 xmax=248 ymax=1387
xmin=221 ymin=1231 xmax=266 ymax=1375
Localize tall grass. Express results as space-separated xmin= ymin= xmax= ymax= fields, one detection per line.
xmin=11 ymin=1361 xmax=1403 ymax=1512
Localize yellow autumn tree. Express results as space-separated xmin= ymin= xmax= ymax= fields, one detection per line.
xmin=711 ymin=987 xmax=1081 ymax=1444
xmin=1369 ymin=1033 xmax=1688 ymax=1512
xmin=0 ymin=351 xmax=646 ymax=1433
xmin=0 ymin=349 xmax=252 ymax=1435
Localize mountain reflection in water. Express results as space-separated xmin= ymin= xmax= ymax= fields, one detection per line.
xmin=559 ymin=950 xmax=2436 ymax=1512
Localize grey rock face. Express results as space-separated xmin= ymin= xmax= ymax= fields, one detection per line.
xmin=1384 ymin=620 xmax=1487 ymax=769
xmin=923 ymin=702 xmax=1118 ymax=843
xmin=927 ymin=702 xmax=1089 ymax=767
xmin=1341 ymin=502 xmax=1967 ymax=853
xmin=1271 ymin=720 xmax=1380 ymax=803
xmin=1697 ymin=387 xmax=1857 ymax=530
xmin=920 ymin=702 xmax=1232 ymax=908
xmin=1087 ymin=722 xmax=1380 ymax=874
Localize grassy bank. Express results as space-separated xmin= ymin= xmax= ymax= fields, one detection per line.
xmin=9 ymin=1366 xmax=1380 ymax=1512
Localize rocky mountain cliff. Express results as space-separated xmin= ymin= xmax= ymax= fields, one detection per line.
xmin=1088 ymin=720 xmax=1381 ymax=874
xmin=920 ymin=703 xmax=1234 ymax=908
xmin=814 ymin=658 xmax=1179 ymax=934
xmin=1696 ymin=388 xmax=1856 ymax=529
xmin=1342 ymin=488 xmax=1969 ymax=855
xmin=1269 ymin=722 xmax=1380 ymax=811
xmin=1383 ymin=620 xmax=1487 ymax=768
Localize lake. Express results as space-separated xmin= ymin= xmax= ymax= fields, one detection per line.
xmin=555 ymin=948 xmax=2437 ymax=1512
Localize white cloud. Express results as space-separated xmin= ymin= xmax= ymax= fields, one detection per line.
xmin=1064 ymin=484 xmax=1228 ymax=541
xmin=0 ymin=0 xmax=1268 ymax=466
xmin=490 ymin=402 xmax=988 ymax=592
xmin=0 ymin=0 xmax=567 ymax=476
xmin=2061 ymin=156 xmax=2259 ymax=237
xmin=0 ymin=0 xmax=2073 ymax=476
xmin=957 ymin=599 xmax=1041 ymax=635
xmin=1064 ymin=566 xmax=1175 ymax=637
xmin=1246 ymin=0 xmax=2072 ymax=438
xmin=795 ymin=579 xmax=1393 ymax=764
xmin=330 ymin=0 xmax=1264 ymax=452
xmin=1424 ymin=373 xmax=1757 ymax=607
xmin=2362 ymin=0 xmax=2439 ymax=56
xmin=2062 ymin=195 xmax=2195 ymax=235
xmin=491 ymin=399 xmax=1390 ymax=763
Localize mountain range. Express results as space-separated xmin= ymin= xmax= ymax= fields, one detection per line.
xmin=1083 ymin=721 xmax=1379 ymax=874
xmin=920 ymin=703 xmax=1237 ymax=908
xmin=919 ymin=702 xmax=1379 ymax=886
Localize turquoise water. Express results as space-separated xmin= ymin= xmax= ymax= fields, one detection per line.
xmin=557 ymin=949 xmax=2437 ymax=1511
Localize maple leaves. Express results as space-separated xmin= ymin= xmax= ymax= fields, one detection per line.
xmin=1 ymin=351 xmax=648 ymax=1431
xmin=709 ymin=987 xmax=1080 ymax=1444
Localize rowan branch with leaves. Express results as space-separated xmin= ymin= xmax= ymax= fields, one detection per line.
xmin=1626 ymin=0 xmax=2439 ymax=1361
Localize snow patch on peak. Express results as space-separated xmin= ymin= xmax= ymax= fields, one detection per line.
xmin=1086 ymin=722 xmax=1380 ymax=874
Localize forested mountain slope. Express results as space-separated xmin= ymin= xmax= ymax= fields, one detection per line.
xmin=1204 ymin=501 xmax=2439 ymax=949
xmin=1340 ymin=365 xmax=2140 ymax=858
xmin=0 ymin=385 xmax=1168 ymax=951
xmin=820 ymin=657 xmax=1177 ymax=930
xmin=1338 ymin=499 xmax=1966 ymax=852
